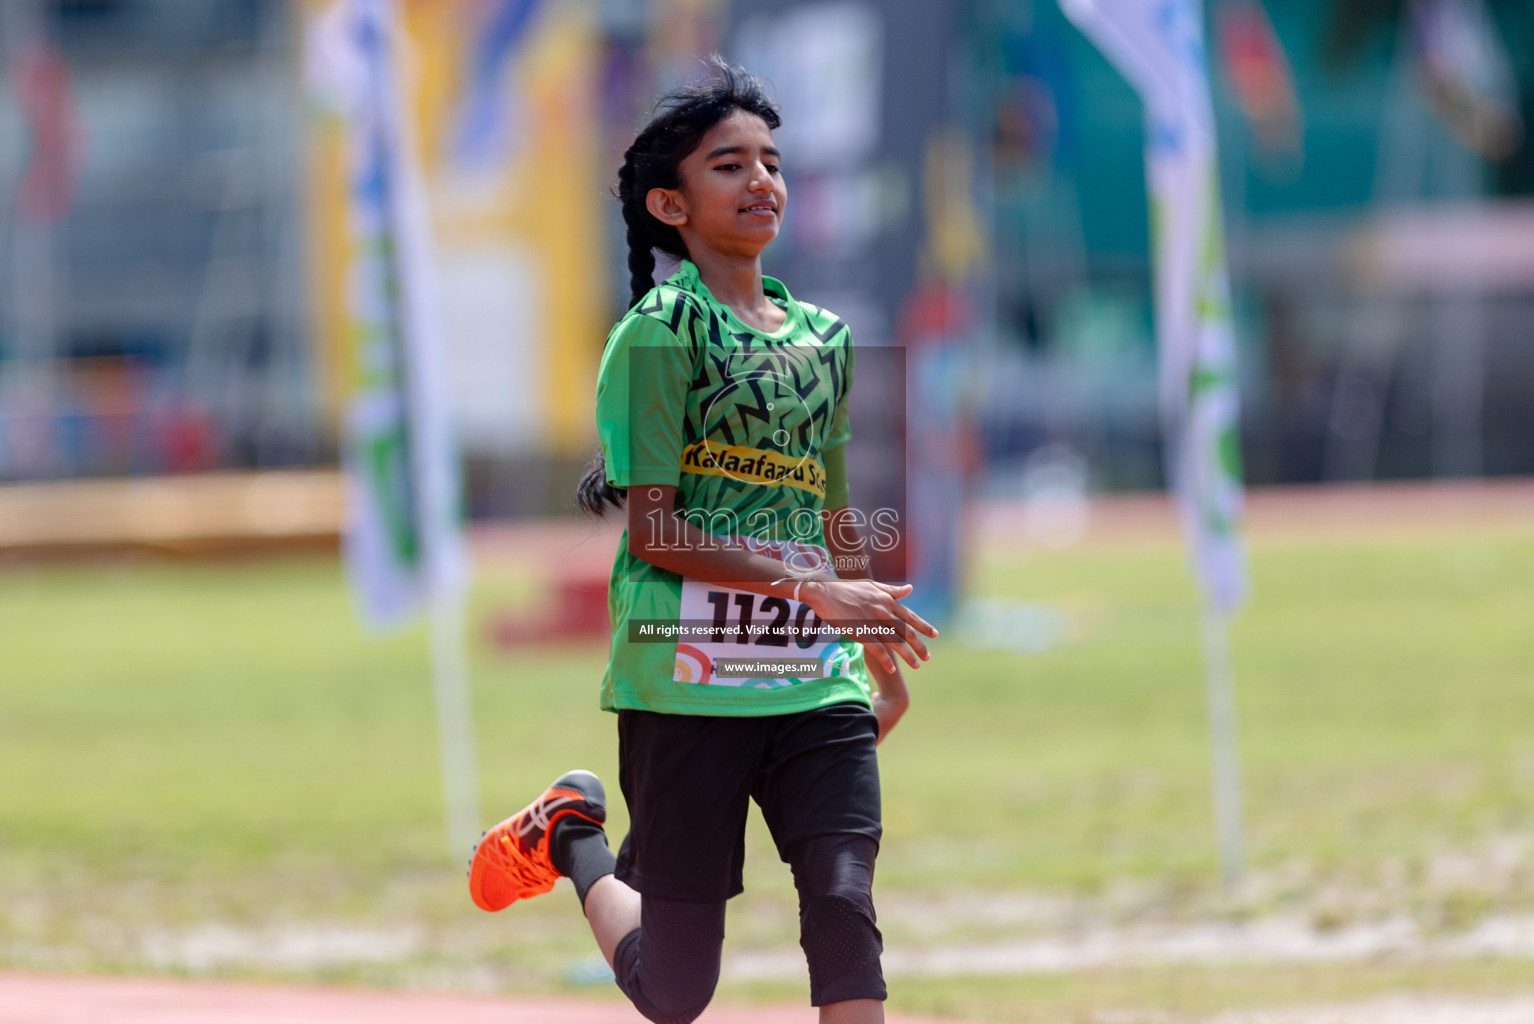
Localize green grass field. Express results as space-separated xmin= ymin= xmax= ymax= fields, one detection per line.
xmin=3 ymin=516 xmax=1533 ymax=1020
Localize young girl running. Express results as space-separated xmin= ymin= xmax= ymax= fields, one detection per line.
xmin=468 ymin=59 xmax=937 ymax=1024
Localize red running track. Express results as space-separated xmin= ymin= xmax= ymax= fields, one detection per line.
xmin=0 ymin=973 xmax=978 ymax=1024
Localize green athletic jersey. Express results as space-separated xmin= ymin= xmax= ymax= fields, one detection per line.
xmin=594 ymin=259 xmax=872 ymax=715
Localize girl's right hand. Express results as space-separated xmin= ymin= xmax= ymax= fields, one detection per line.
xmin=802 ymin=579 xmax=938 ymax=673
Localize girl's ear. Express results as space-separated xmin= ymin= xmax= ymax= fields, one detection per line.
xmin=646 ymin=187 xmax=688 ymax=228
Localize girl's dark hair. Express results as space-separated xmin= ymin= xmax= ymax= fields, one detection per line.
xmin=576 ymin=56 xmax=781 ymax=518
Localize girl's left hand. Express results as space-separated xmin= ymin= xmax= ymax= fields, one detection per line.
xmin=801 ymin=579 xmax=937 ymax=672
xmin=868 ymin=657 xmax=909 ymax=745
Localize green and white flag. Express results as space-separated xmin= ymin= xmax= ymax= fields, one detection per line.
xmin=1061 ymin=0 xmax=1248 ymax=612
xmin=310 ymin=0 xmax=468 ymax=626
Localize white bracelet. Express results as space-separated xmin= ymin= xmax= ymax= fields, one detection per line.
xmin=792 ymin=580 xmax=804 ymax=604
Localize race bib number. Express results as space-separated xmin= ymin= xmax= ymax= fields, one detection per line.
xmin=672 ymin=538 xmax=851 ymax=688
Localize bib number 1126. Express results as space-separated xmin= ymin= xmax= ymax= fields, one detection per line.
xmin=703 ymin=590 xmax=827 ymax=648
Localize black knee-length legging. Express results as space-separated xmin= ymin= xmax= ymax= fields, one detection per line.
xmin=612 ymin=833 xmax=884 ymax=1023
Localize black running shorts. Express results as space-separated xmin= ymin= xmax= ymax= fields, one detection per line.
xmin=613 ymin=700 xmax=882 ymax=902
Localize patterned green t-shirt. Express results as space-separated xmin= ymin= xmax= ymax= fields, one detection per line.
xmin=594 ymin=259 xmax=871 ymax=715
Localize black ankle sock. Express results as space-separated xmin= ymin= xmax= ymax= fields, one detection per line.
xmin=550 ymin=817 xmax=616 ymax=908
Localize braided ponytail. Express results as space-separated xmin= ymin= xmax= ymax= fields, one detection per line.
xmin=575 ymin=56 xmax=781 ymax=518
xmin=617 ymin=149 xmax=659 ymax=307
xmin=574 ymin=135 xmax=675 ymax=519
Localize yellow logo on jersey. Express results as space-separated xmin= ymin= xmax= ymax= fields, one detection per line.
xmin=680 ymin=441 xmax=826 ymax=499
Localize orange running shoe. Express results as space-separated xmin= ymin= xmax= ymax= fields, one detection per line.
xmin=468 ymin=770 xmax=607 ymax=912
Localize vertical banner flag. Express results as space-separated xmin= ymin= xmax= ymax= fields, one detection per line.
xmin=450 ymin=0 xmax=545 ymax=170
xmin=1061 ymin=0 xmax=1247 ymax=613
xmin=310 ymin=0 xmax=469 ymax=626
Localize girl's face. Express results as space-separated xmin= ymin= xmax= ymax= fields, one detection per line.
xmin=648 ymin=108 xmax=786 ymax=260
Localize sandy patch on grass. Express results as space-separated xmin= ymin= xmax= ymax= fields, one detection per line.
xmin=1200 ymin=995 xmax=1534 ymax=1024
xmin=139 ymin=923 xmax=422 ymax=971
xmin=724 ymin=912 xmax=1534 ymax=982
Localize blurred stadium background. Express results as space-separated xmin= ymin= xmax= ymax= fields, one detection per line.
xmin=3 ymin=0 xmax=1532 ymax=503
xmin=2 ymin=1 xmax=1534 ymax=1021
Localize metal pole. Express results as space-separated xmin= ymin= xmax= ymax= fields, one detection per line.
xmin=430 ymin=590 xmax=481 ymax=859
xmin=1430 ymin=126 xmax=1485 ymax=480
xmin=2 ymin=0 xmax=62 ymax=478
xmin=1200 ymin=602 xmax=1245 ymax=889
